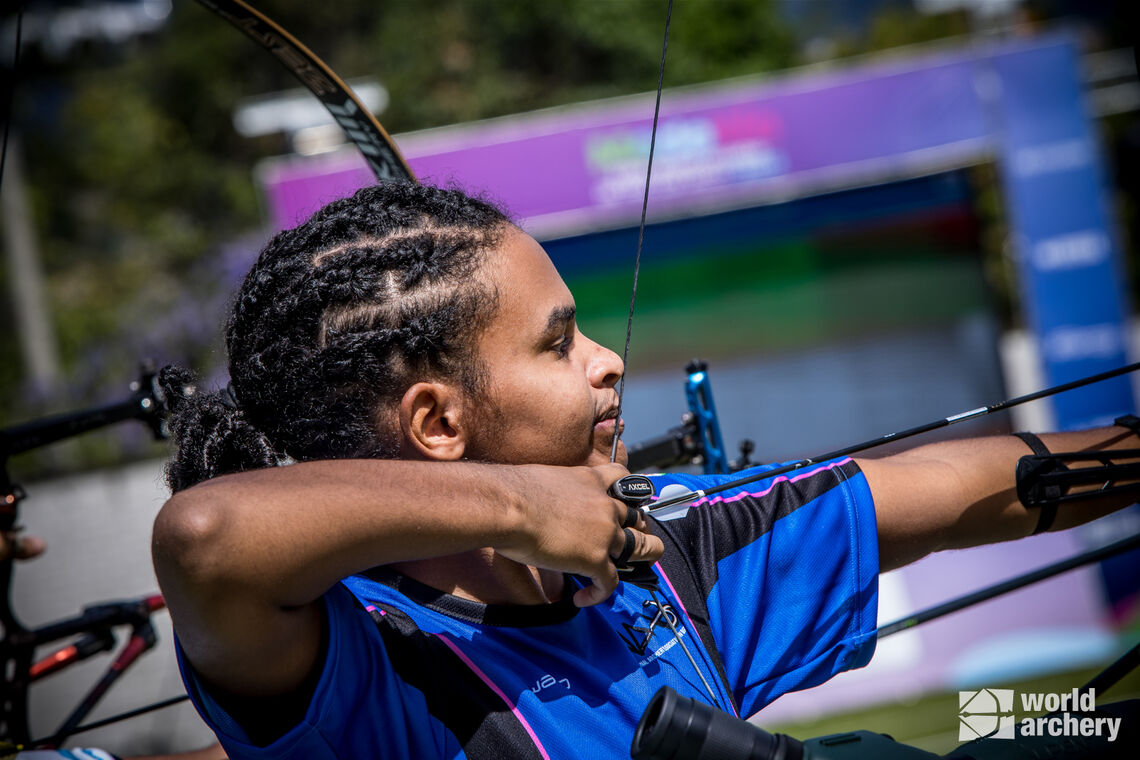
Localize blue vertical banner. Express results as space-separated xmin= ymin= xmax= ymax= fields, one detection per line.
xmin=988 ymin=38 xmax=1134 ymax=429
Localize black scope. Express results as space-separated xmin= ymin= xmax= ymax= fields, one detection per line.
xmin=632 ymin=686 xmax=803 ymax=760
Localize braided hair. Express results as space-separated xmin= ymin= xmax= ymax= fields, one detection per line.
xmin=160 ymin=182 xmax=510 ymax=493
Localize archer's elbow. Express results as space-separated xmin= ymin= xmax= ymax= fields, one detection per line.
xmin=152 ymin=484 xmax=233 ymax=598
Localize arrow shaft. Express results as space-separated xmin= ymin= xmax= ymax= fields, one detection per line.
xmin=650 ymin=360 xmax=1140 ymax=512
xmin=877 ymin=532 xmax=1140 ymax=637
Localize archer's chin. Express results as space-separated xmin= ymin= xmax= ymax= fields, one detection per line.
xmin=615 ymin=443 xmax=629 ymax=467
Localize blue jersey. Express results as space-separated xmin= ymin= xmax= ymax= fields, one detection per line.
xmin=178 ymin=457 xmax=879 ymax=759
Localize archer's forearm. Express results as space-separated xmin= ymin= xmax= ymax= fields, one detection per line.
xmin=861 ymin=426 xmax=1137 ymax=571
xmin=152 ymin=459 xmax=528 ymax=609
xmin=152 ymin=458 xmax=653 ymax=698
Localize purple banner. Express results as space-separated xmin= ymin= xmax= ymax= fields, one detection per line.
xmin=259 ymin=43 xmax=996 ymax=238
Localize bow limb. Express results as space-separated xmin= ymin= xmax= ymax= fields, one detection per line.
xmin=195 ymin=0 xmax=416 ymax=184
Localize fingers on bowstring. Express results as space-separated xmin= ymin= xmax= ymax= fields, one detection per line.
xmin=640 ymin=532 xmax=665 ymax=562
xmin=615 ymin=505 xmax=661 ymax=559
xmin=610 ymin=525 xmax=663 ymax=564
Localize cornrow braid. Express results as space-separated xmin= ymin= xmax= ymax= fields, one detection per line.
xmin=162 ymin=182 xmax=511 ymax=492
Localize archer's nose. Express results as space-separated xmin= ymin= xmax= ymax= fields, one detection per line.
xmin=585 ymin=334 xmax=623 ymax=390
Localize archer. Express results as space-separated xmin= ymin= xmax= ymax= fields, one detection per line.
xmin=151 ymin=182 xmax=1137 ymax=758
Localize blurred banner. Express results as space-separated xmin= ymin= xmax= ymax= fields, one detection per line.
xmin=987 ymin=42 xmax=1133 ymax=430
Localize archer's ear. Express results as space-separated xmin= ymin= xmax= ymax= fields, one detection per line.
xmin=398 ymin=382 xmax=468 ymax=461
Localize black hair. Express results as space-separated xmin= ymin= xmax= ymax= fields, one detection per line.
xmin=159 ymin=182 xmax=510 ymax=493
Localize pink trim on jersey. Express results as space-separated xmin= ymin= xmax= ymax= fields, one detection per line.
xmin=679 ymin=458 xmax=853 ymax=510
xmin=364 ymin=604 xmax=385 ymax=615
xmin=654 ymin=563 xmax=692 ymax=622
xmin=654 ymin=563 xmax=739 ymax=717
xmin=436 ymin=634 xmax=551 ymax=760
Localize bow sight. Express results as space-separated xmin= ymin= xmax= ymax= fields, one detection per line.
xmin=626 ymin=360 xmax=755 ymax=475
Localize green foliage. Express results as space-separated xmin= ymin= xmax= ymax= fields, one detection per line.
xmin=863 ymin=7 xmax=971 ymax=53
xmin=364 ymin=0 xmax=796 ymax=130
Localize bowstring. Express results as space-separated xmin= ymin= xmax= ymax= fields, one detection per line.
xmin=612 ymin=0 xmax=675 ymax=463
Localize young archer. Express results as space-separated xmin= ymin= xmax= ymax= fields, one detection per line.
xmin=153 ymin=182 xmax=1136 ymax=758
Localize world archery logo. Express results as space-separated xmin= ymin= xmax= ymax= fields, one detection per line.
xmin=957 ymin=687 xmax=1121 ymax=743
xmin=958 ymin=689 xmax=1015 ymax=740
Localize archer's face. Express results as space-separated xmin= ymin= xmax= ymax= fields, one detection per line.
xmin=463 ymin=227 xmax=626 ymax=467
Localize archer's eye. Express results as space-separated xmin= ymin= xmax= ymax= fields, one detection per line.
xmin=554 ymin=332 xmax=574 ymax=358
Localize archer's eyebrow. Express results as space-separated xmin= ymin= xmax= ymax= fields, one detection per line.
xmin=546 ymin=305 xmax=576 ymax=333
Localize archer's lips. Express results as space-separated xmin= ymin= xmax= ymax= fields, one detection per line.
xmin=594 ymin=416 xmax=624 ymax=434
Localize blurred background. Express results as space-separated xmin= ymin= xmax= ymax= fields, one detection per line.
xmin=1 ymin=0 xmax=1138 ymax=754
